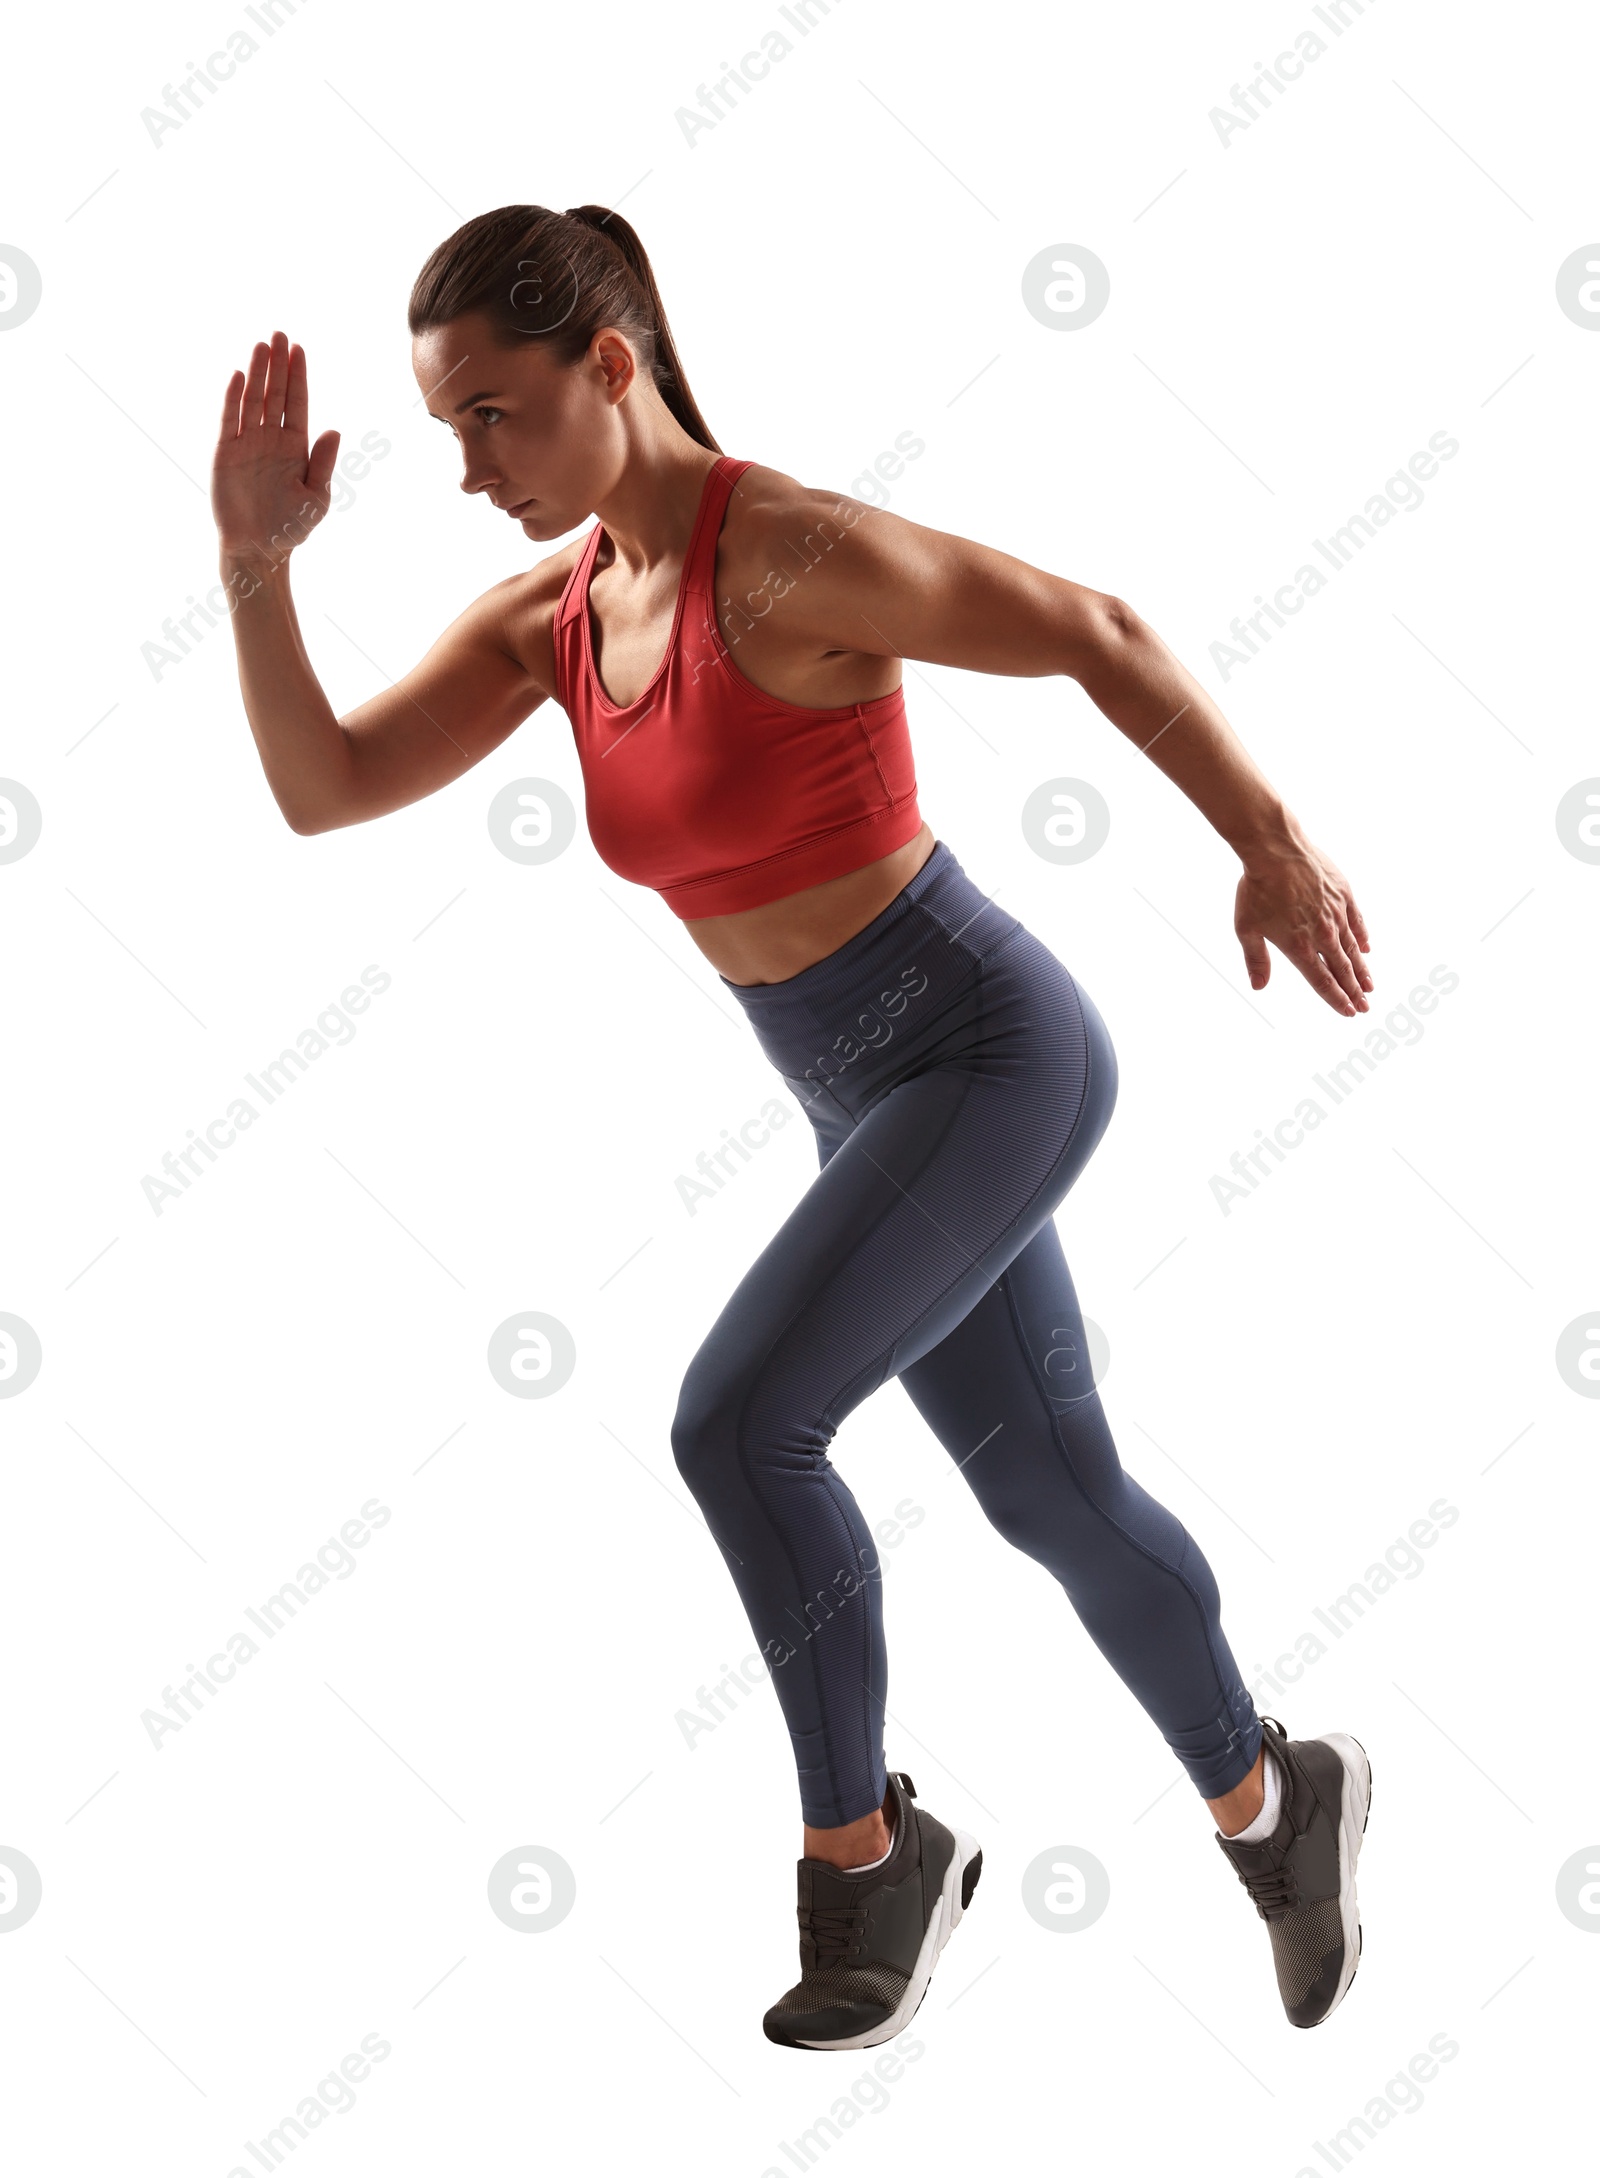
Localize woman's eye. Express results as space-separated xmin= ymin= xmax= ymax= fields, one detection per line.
xmin=476 ymin=407 xmax=504 ymax=426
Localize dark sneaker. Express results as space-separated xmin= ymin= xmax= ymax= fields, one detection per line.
xmin=1214 ymin=1716 xmax=1372 ymax=2028
xmin=763 ymin=1771 xmax=982 ymax=2051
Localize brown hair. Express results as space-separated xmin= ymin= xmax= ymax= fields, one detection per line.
xmin=408 ymin=204 xmax=721 ymax=453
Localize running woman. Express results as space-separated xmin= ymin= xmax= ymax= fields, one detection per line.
xmin=212 ymin=204 xmax=1373 ymax=2053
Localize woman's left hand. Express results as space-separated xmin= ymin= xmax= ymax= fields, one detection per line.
xmin=1234 ymin=835 xmax=1373 ymax=1015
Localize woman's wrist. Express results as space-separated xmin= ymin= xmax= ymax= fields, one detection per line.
xmin=219 ymin=542 xmax=290 ymax=585
xmin=1227 ymin=795 xmax=1307 ymax=871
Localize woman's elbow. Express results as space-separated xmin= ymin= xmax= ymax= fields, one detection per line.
xmin=282 ymin=796 xmax=346 ymax=836
xmin=1059 ymin=592 xmax=1147 ymax=681
xmin=1096 ymin=594 xmax=1147 ymax=644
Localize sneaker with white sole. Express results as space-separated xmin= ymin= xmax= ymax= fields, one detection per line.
xmin=1214 ymin=1715 xmax=1372 ymax=2028
xmin=762 ymin=1771 xmax=982 ymax=2051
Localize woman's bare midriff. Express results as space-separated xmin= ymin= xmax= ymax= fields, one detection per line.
xmin=684 ymin=822 xmax=937 ymax=986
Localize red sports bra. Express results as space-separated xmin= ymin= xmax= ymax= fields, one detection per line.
xmin=551 ymin=456 xmax=923 ymax=919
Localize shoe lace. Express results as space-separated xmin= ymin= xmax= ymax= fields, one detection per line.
xmin=1233 ymin=1860 xmax=1300 ymax=1920
xmin=801 ymin=1901 xmax=868 ymax=1969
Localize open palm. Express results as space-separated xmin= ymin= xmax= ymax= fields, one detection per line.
xmin=212 ymin=329 xmax=341 ymax=565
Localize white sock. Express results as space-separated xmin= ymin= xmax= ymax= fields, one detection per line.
xmin=1223 ymin=1747 xmax=1283 ymax=1843
xmin=841 ymin=1817 xmax=897 ymax=1875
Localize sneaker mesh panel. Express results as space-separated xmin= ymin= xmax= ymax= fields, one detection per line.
xmin=769 ymin=1961 xmax=910 ymax=2016
xmin=1266 ymin=1896 xmax=1344 ymax=2008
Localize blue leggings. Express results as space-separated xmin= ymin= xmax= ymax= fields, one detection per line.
xmin=670 ymin=840 xmax=1262 ymax=1828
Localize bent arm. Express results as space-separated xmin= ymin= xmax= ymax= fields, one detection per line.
xmin=803 ymin=498 xmax=1372 ymax=1013
xmin=818 ymin=504 xmax=1291 ymax=859
xmin=220 ymin=552 xmax=547 ymax=834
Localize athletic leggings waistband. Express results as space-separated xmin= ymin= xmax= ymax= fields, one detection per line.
xmin=718 ymin=838 xmax=1021 ymax=1066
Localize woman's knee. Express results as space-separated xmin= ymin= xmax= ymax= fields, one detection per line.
xmin=977 ymin=1486 xmax=1070 ymax=1565
xmin=671 ymin=1344 xmax=834 ymax=1502
xmin=669 ymin=1346 xmax=756 ymax=1501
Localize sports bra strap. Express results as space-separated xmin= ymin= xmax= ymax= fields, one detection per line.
xmin=554 ymin=519 xmax=604 ymax=634
xmin=682 ymin=456 xmax=752 ymax=598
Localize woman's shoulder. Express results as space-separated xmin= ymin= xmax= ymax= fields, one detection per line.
xmin=718 ymin=459 xmax=897 ymax=597
xmin=724 ymin=457 xmax=879 ymax=531
xmin=481 ymin=532 xmax=595 ymax=695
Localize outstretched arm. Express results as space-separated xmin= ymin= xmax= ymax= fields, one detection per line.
xmin=802 ymin=496 xmax=1372 ymax=1018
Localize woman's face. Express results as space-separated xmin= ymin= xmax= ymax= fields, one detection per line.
xmin=412 ymin=310 xmax=632 ymax=539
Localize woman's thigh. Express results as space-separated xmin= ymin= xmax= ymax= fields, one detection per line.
xmin=675 ymin=937 xmax=1118 ymax=1473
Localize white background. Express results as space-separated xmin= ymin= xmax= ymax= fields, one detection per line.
xmin=1 ymin=0 xmax=1595 ymax=2170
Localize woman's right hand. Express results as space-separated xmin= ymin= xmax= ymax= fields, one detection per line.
xmin=212 ymin=330 xmax=341 ymax=568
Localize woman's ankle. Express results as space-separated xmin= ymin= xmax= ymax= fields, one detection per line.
xmin=1207 ymin=1747 xmax=1267 ymax=1836
xmin=804 ymin=1790 xmax=893 ymax=1868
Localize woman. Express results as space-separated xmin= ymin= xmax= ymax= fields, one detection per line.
xmin=212 ymin=203 xmax=1373 ymax=2053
